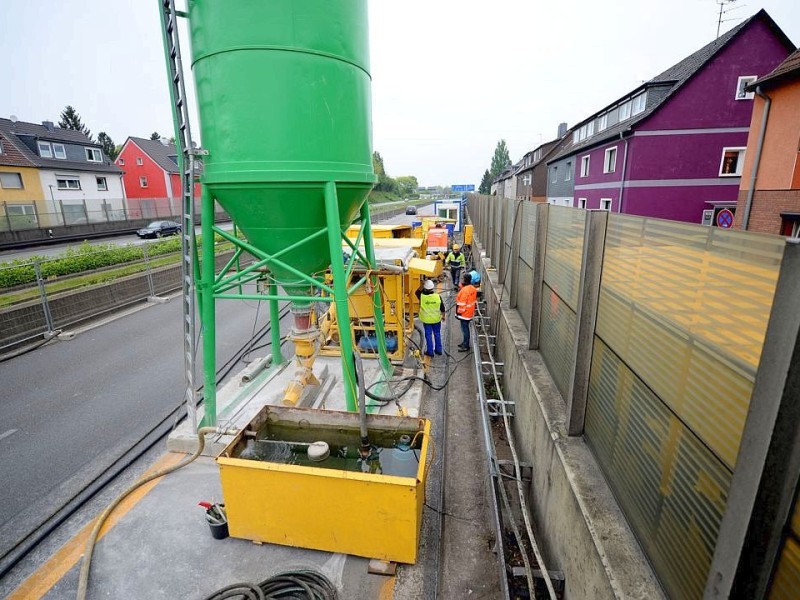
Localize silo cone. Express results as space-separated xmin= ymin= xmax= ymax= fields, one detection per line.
xmin=187 ymin=0 xmax=376 ymax=288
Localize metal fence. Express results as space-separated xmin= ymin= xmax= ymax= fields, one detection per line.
xmin=467 ymin=194 xmax=800 ymax=599
xmin=0 ymin=240 xmax=186 ymax=350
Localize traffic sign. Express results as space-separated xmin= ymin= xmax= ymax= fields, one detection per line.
xmin=450 ymin=184 xmax=475 ymax=192
xmin=716 ymin=208 xmax=734 ymax=228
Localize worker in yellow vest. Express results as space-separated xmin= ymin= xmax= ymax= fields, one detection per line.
xmin=445 ymin=243 xmax=466 ymax=288
xmin=415 ymin=279 xmax=445 ymax=357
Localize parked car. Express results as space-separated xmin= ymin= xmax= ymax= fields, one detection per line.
xmin=405 ymin=205 xmax=417 ymax=215
xmin=136 ymin=220 xmax=181 ymax=239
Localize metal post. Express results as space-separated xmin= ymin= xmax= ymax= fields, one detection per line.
xmin=509 ymin=200 xmax=523 ymax=309
xmin=566 ymin=210 xmax=607 ymax=436
xmin=360 ymin=200 xmax=393 ymax=378
xmin=324 ymin=182 xmax=358 ymax=412
xmin=82 ymin=199 xmax=89 ymax=223
xmin=499 ymin=198 xmax=508 ymax=283
xmin=142 ymin=241 xmax=156 ymax=297
xmin=200 ymin=186 xmax=217 ymax=426
xmin=529 ymin=203 xmax=549 ymax=350
xmin=269 ymin=282 xmax=284 ymax=365
xmin=59 ymin=200 xmax=67 ymax=227
xmin=705 ymin=238 xmax=800 ymax=599
xmin=34 ymin=260 xmax=54 ymax=334
xmin=2 ymin=201 xmax=11 ymax=232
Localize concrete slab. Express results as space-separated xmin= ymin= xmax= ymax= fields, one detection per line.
xmin=37 ymin=459 xmax=390 ymax=600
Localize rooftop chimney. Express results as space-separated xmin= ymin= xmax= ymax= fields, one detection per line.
xmin=42 ymin=121 xmax=55 ymax=132
xmin=557 ymin=122 xmax=568 ymax=138
xmin=160 ymin=137 xmax=169 ymax=146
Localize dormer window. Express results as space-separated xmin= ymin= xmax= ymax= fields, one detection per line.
xmin=85 ymin=148 xmax=102 ymax=162
xmin=632 ymin=92 xmax=647 ymax=115
xmin=53 ymin=143 xmax=66 ymax=159
xmin=619 ymin=100 xmax=632 ymax=121
xmin=38 ymin=141 xmax=53 ymax=158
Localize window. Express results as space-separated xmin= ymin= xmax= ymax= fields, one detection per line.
xmin=53 ymin=143 xmax=67 ymax=159
xmin=619 ymin=100 xmax=632 ymax=121
xmin=85 ymin=147 xmax=102 ymax=162
xmin=719 ymin=147 xmax=746 ymax=176
xmin=632 ymin=92 xmax=647 ymax=115
xmin=533 ymin=148 xmax=542 ymax=162
xmin=96 ymin=176 xmax=108 ymax=191
xmin=38 ymin=141 xmax=53 ymax=158
xmin=551 ymin=167 xmax=557 ymax=183
xmin=604 ymin=147 xmax=617 ymax=173
xmin=601 ymin=198 xmax=612 ymax=211
xmin=140 ymin=176 xmax=148 ymax=188
xmin=598 ymin=113 xmax=608 ymax=131
xmin=580 ymin=155 xmax=590 ymax=177
xmin=56 ymin=176 xmax=81 ymax=190
xmin=0 ymin=172 xmax=23 ymax=189
xmin=566 ymin=162 xmax=572 ymax=181
xmin=119 ymin=158 xmax=125 ymax=166
xmin=736 ymin=76 xmax=757 ymax=100
xmin=578 ymin=198 xmax=587 ymax=209
xmin=136 ymin=157 xmax=143 ymax=165
xmin=0 ymin=141 xmax=4 ymax=153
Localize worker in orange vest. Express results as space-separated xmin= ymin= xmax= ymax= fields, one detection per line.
xmin=455 ymin=272 xmax=477 ymax=351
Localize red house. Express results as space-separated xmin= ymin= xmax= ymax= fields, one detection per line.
xmin=116 ymin=136 xmax=200 ymax=219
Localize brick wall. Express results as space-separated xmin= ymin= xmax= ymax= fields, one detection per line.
xmin=734 ymin=188 xmax=800 ymax=234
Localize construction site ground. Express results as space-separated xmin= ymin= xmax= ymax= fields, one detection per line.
xmin=6 ymin=285 xmax=501 ymax=600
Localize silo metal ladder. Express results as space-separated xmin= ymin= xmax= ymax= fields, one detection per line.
xmin=159 ymin=0 xmax=205 ymax=430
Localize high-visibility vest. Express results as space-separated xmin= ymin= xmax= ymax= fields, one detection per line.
xmin=456 ymin=285 xmax=477 ymax=320
xmin=446 ymin=251 xmax=466 ymax=268
xmin=419 ymin=292 xmax=443 ymax=324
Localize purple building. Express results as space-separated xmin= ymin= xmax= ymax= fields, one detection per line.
xmin=546 ymin=10 xmax=794 ymax=225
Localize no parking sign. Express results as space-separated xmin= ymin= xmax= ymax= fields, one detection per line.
xmin=716 ymin=208 xmax=734 ymax=228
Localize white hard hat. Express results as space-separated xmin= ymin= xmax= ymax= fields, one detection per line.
xmin=423 ymin=279 xmax=435 ymax=291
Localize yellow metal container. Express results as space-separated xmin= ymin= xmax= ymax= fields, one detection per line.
xmin=217 ymin=406 xmax=431 ymax=564
xmin=464 ymin=224 xmax=474 ymax=245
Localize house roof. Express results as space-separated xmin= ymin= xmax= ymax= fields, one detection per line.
xmin=548 ymin=9 xmax=794 ymax=163
xmin=126 ymin=137 xmax=182 ymax=173
xmin=517 ymin=137 xmax=565 ymax=175
xmin=0 ymin=131 xmax=38 ymax=168
xmin=0 ymin=118 xmax=122 ymax=174
xmin=749 ymin=48 xmax=800 ymax=90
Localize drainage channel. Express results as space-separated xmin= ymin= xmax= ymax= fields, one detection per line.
xmin=472 ymin=298 xmax=562 ymax=599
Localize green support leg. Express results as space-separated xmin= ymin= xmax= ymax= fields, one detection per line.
xmin=269 ymin=282 xmax=284 ymax=365
xmin=200 ymin=186 xmax=217 ymax=427
xmin=360 ymin=201 xmax=393 ymax=378
xmin=324 ymin=182 xmax=359 ymax=412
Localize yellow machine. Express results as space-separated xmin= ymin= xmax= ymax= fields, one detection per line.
xmin=315 ymin=239 xmax=441 ymax=362
xmin=345 ymin=223 xmax=412 ymax=239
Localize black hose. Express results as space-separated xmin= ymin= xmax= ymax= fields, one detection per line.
xmin=202 ymin=570 xmax=337 ymax=600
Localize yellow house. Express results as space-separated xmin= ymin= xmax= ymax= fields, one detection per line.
xmin=0 ymin=131 xmax=48 ymax=230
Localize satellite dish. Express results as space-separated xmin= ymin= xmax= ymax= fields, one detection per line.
xmin=10 ymin=115 xmax=17 ymax=123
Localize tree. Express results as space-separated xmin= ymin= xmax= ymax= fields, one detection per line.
xmin=395 ymin=175 xmax=418 ymax=198
xmin=489 ymin=139 xmax=511 ymax=181
xmin=372 ymin=151 xmax=397 ymax=193
xmin=97 ymin=132 xmax=118 ymax=160
xmin=58 ymin=105 xmax=92 ymax=141
xmin=149 ymin=132 xmax=161 ymax=140
xmin=479 ymin=169 xmax=492 ymax=194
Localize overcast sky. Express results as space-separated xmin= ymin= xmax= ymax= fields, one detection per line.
xmin=2 ymin=1 xmax=798 ymax=187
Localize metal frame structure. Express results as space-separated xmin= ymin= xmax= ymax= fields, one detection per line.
xmin=159 ymin=1 xmax=392 ymax=427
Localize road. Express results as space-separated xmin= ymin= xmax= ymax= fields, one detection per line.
xmin=0 ymin=289 xmax=290 ymax=555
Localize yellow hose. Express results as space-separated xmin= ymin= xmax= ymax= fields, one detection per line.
xmin=76 ymin=426 xmax=235 ymax=600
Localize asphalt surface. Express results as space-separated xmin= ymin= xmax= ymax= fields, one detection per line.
xmin=0 ymin=290 xmax=290 ymax=552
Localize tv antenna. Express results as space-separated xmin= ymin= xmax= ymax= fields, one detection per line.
xmin=716 ymin=0 xmax=746 ymax=39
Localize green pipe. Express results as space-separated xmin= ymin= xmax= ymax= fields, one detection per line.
xmin=200 ymin=186 xmax=217 ymax=427
xmin=341 ymin=232 xmax=370 ymax=266
xmin=325 ymin=182 xmax=358 ymax=412
xmin=215 ymin=247 xmax=243 ymax=285
xmin=360 ymin=201 xmax=393 ymax=376
xmin=215 ymin=272 xmax=264 ymax=295
xmin=216 ymin=293 xmax=333 ymax=303
xmin=348 ymin=275 xmax=368 ymax=296
xmin=232 ymin=222 xmax=243 ymax=295
xmin=269 ymin=282 xmax=284 ymax=365
xmin=214 ymin=227 xmax=334 ymax=295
